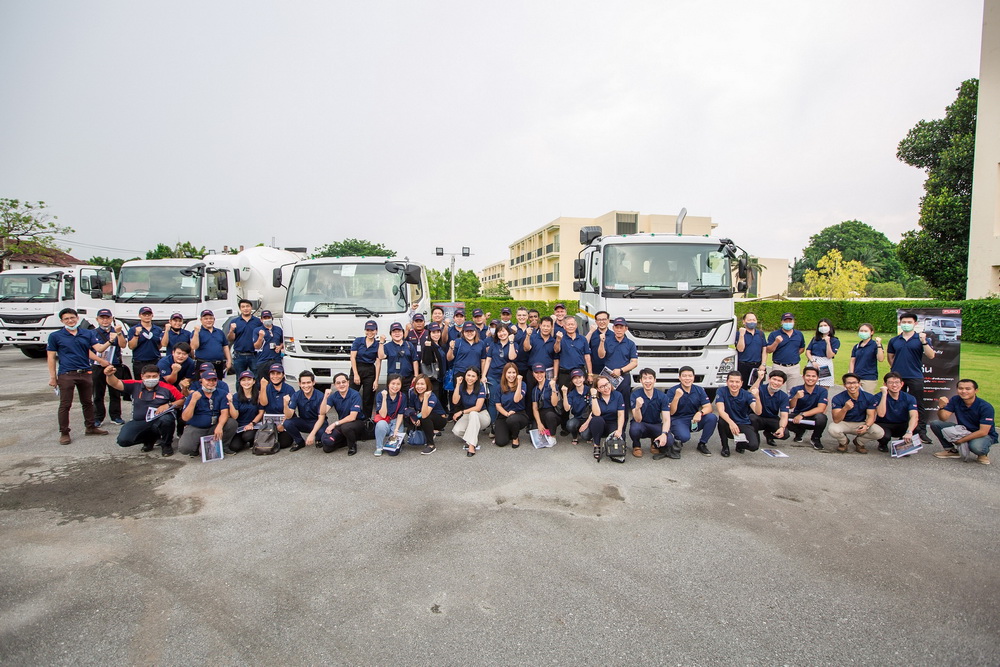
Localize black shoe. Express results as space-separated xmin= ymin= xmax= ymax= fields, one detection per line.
xmin=421 ymin=444 xmax=436 ymax=455
xmin=812 ymin=440 xmax=824 ymax=450
xmin=735 ymin=443 xmax=745 ymax=454
xmin=559 ymin=429 xmax=569 ymax=437
xmin=721 ymin=445 xmax=731 ymax=457
xmin=877 ymin=443 xmax=888 ymax=452
xmin=348 ymin=445 xmax=358 ymax=456
xmin=652 ymin=452 xmax=669 ymax=460
xmin=290 ymin=442 xmax=305 ymax=452
xmin=792 ymin=434 xmax=804 ymax=443
xmin=141 ymin=443 xmax=155 ymax=453
xmin=667 ymin=444 xmax=681 ymax=460
xmin=697 ymin=443 xmax=712 ymax=456
xmin=161 ymin=445 xmax=174 ymax=457
xmin=766 ymin=437 xmax=776 ymax=446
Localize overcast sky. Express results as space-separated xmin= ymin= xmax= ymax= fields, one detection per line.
xmin=0 ymin=1 xmax=985 ymax=274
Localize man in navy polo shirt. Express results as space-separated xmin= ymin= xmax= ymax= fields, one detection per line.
xmin=551 ymin=303 xmax=568 ymax=336
xmin=587 ymin=311 xmax=612 ymax=377
xmin=227 ymin=299 xmax=262 ymax=377
xmin=283 ymin=370 xmax=327 ymax=451
xmin=47 ymin=308 xmax=111 ymax=445
xmin=449 ymin=310 xmax=466 ymax=342
xmin=788 ymin=366 xmax=829 ymax=450
xmin=751 ymin=370 xmax=790 ymax=446
xmin=553 ymin=316 xmax=591 ymax=388
xmin=157 ymin=342 xmax=197 ymax=390
xmin=887 ymin=312 xmax=936 ymax=440
xmin=470 ymin=309 xmax=490 ymax=340
xmin=127 ymin=306 xmax=163 ymax=380
xmin=875 ymin=371 xmax=919 ymax=454
xmin=191 ymin=309 xmax=231 ymax=379
xmin=661 ymin=366 xmax=719 ymax=459
xmin=379 ymin=322 xmax=418 ymax=385
xmin=251 ymin=310 xmax=283 ymax=379
xmin=179 ymin=370 xmax=236 ymax=456
xmin=522 ymin=316 xmax=559 ymax=395
xmin=498 ymin=307 xmax=513 ymax=329
xmin=105 ymin=364 xmax=184 ymax=457
xmin=829 ymin=373 xmax=884 ymax=454
xmin=91 ymin=307 xmax=126 ymax=426
xmin=735 ymin=311 xmax=767 ymax=386
xmin=597 ymin=317 xmax=638 ymax=413
xmin=629 ymin=368 xmax=672 ymax=458
xmin=766 ymin=312 xmax=805 ymax=392
xmin=931 ymin=378 xmax=997 ymax=465
xmin=407 ymin=313 xmax=429 ymax=349
xmin=160 ymin=312 xmax=192 ymax=353
xmin=715 ymin=371 xmax=763 ymax=456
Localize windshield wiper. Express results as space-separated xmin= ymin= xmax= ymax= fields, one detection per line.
xmin=0 ymin=295 xmax=15 ymax=302
xmin=26 ymin=295 xmax=53 ymax=301
xmin=622 ymin=285 xmax=673 ymax=298
xmin=120 ymin=294 xmax=150 ymax=303
xmin=338 ymin=303 xmax=379 ymax=317
xmin=160 ymin=294 xmax=191 ymax=303
xmin=680 ymin=286 xmax=730 ymax=298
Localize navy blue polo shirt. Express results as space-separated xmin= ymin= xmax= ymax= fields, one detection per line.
xmin=851 ymin=340 xmax=881 ymax=380
xmin=165 ymin=327 xmax=192 ymax=353
xmin=943 ymin=396 xmax=998 ymax=443
xmin=630 ymin=388 xmax=669 ymax=424
xmin=231 ymin=392 xmax=261 ymax=427
xmin=47 ymin=328 xmax=98 ymax=374
xmin=767 ymin=329 xmax=805 ymax=365
xmin=589 ymin=328 xmax=612 ymax=373
xmin=375 ymin=390 xmax=407 ymax=419
xmin=558 ymin=333 xmax=590 ymax=371
xmin=194 ymin=326 xmax=228 ymax=362
xmin=157 ymin=355 xmax=197 ymax=384
xmin=382 ymin=339 xmax=416 ymax=377
xmin=406 ymin=389 xmax=445 ymax=416
xmin=231 ymin=315 xmax=263 ymax=354
xmin=512 ymin=328 xmax=531 ymax=371
xmin=887 ymin=334 xmax=927 ymax=380
xmin=832 ymin=390 xmax=878 ymax=422
xmin=190 ymin=378 xmax=230 ymax=395
xmin=184 ymin=388 xmax=228 ymax=428
xmin=735 ymin=329 xmax=766 ymax=365
xmin=758 ymin=387 xmax=790 ymax=418
xmin=351 ymin=336 xmax=380 ymax=365
xmin=527 ymin=332 xmax=558 ymax=368
xmin=807 ymin=336 xmax=841 ymax=358
xmin=486 ymin=341 xmax=518 ymax=382
xmin=122 ymin=379 xmax=180 ymax=422
xmin=532 ymin=382 xmax=557 ymax=409
xmin=715 ymin=389 xmax=757 ymax=425
xmin=565 ymin=387 xmax=591 ymax=419
xmin=877 ymin=391 xmax=918 ymax=425
xmin=601 ymin=335 xmax=638 ymax=373
xmin=92 ymin=326 xmax=123 ymax=365
xmin=498 ymin=382 xmax=527 ymax=413
xmin=595 ymin=392 xmax=626 ymax=425
xmin=253 ymin=325 xmax=283 ymax=364
xmin=456 ymin=385 xmax=488 ymax=410
xmin=452 ymin=339 xmax=487 ymax=375
xmin=128 ymin=324 xmax=163 ymax=362
xmin=262 ymin=381 xmax=295 ymax=414
xmin=788 ymin=384 xmax=828 ymax=416
xmin=666 ymin=384 xmax=710 ymax=419
xmin=326 ymin=388 xmax=366 ymax=421
xmin=288 ymin=389 xmax=324 ymax=421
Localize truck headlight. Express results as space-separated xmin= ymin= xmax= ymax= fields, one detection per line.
xmin=717 ymin=354 xmax=735 ymax=374
xmin=285 ymin=338 xmax=296 ymax=353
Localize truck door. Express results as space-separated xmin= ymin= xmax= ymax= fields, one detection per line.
xmin=204 ymin=268 xmax=236 ymax=320
xmin=77 ymin=267 xmax=116 ymax=317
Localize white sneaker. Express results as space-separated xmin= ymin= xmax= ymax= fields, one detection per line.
xmin=374 ymin=449 xmax=382 ymax=457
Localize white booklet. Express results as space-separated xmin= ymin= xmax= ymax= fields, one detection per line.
xmin=200 ymin=435 xmax=224 ymax=462
xmin=762 ymin=448 xmax=789 ymax=458
xmin=890 ymin=434 xmax=923 ymax=458
xmin=146 ymin=406 xmax=174 ymax=422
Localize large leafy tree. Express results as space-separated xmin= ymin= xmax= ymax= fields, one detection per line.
xmin=804 ymin=249 xmax=871 ymax=299
xmin=313 ymin=238 xmax=395 ymax=258
xmin=145 ymin=241 xmax=207 ymax=260
xmin=0 ymin=199 xmax=75 ymax=269
xmin=896 ymin=79 xmax=977 ymax=299
xmin=426 ymin=268 xmax=481 ymax=301
xmin=791 ymin=220 xmax=906 ymax=284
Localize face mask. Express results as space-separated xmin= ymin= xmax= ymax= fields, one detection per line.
xmin=171 ymin=325 xmax=182 ymax=332
xmin=143 ymin=378 xmax=159 ymax=389
xmin=858 ymin=331 xmax=871 ymax=340
xmin=263 ymin=320 xmax=273 ymax=328
xmin=745 ymin=322 xmax=756 ymax=330
xmin=818 ymin=325 xmax=830 ymax=334
xmin=901 ymin=323 xmax=915 ymax=332
xmin=64 ymin=322 xmax=79 ymax=330
xmin=202 ymin=386 xmax=215 ymax=394
xmin=781 ymin=322 xmax=794 ymax=331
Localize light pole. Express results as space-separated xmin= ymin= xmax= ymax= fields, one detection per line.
xmin=435 ymin=247 xmax=471 ymax=302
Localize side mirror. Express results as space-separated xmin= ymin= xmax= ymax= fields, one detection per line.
xmin=272 ymin=268 xmax=282 ymax=288
xmin=573 ymin=259 xmax=585 ymax=280
xmin=572 ymin=280 xmax=587 ymax=293
xmin=738 ymin=257 xmax=749 ymax=280
xmin=737 ymin=280 xmax=747 ymax=293
xmin=90 ymin=289 xmax=103 ymax=299
xmin=403 ymin=264 xmax=422 ymax=285
xmin=234 ymin=269 xmax=242 ymax=284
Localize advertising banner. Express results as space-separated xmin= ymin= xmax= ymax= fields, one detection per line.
xmin=896 ymin=308 xmax=962 ymax=415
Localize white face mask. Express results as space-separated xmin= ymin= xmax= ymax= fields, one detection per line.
xmin=202 ymin=385 xmax=215 ymax=394
xmin=818 ymin=325 xmax=830 ymax=334
xmin=262 ymin=320 xmax=273 ymax=328
xmin=142 ymin=378 xmax=159 ymax=389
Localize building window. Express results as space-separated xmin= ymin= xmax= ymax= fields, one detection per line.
xmin=616 ymin=212 xmax=638 ymax=235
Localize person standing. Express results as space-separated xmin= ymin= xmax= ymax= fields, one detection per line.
xmin=551 ymin=303 xmax=568 ymax=336
xmin=379 ymin=323 xmax=418 ymax=389
xmin=850 ymin=323 xmax=884 ymax=394
xmin=805 ymin=319 xmax=839 ymax=387
xmin=715 ymin=371 xmax=763 ymax=457
xmin=251 ymin=310 xmax=283 ymax=379
xmin=553 ymin=316 xmax=591 ymax=389
xmin=787 ymin=367 xmax=829 ymax=450
xmin=350 ymin=320 xmax=381 ymax=419
xmin=829 ymin=373 xmax=884 ymax=454
xmin=587 ymin=311 xmax=612 ymax=377
xmin=766 ymin=312 xmax=806 ymax=392
xmin=227 ymin=299 xmax=262 ymax=378
xmin=191 ymin=309 xmax=231 ymax=379
xmin=447 ymin=323 xmax=488 ymax=388
xmin=735 ymin=312 xmax=766 ymax=386
xmin=628 ymin=368 xmax=672 ymax=458
xmin=483 ymin=324 xmax=519 ymax=424
xmin=91 ymin=307 xmax=126 ymax=426
xmin=522 ymin=317 xmax=558 ymax=396
xmin=469 ymin=309 xmax=490 ymax=340
xmin=597 ymin=317 xmax=639 ymax=415
xmin=930 ymin=379 xmax=997 ymax=465
xmin=887 ymin=312 xmax=935 ymax=440
xmin=160 ymin=313 xmax=192 ymax=354
xmin=875 ymin=372 xmax=920 ymax=454
xmin=47 ymin=308 xmax=110 ymax=444
xmin=157 ymin=342 xmax=197 ymax=390
xmin=126 ymin=306 xmax=163 ymax=380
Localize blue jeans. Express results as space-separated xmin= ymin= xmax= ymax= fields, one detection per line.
xmin=283 ymin=416 xmax=318 ymax=445
xmin=670 ymin=412 xmax=718 ymax=445
xmin=118 ymin=413 xmax=177 ymax=448
xmin=629 ymin=421 xmax=673 ymax=449
xmin=929 ymin=419 xmax=994 ymax=455
xmin=374 ymin=419 xmax=399 ymax=451
xmin=232 ymin=353 xmax=256 ymax=377
xmin=485 ymin=379 xmax=500 ymax=424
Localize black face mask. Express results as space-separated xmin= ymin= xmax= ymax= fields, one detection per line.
xmin=172 ymin=326 xmax=182 ymax=332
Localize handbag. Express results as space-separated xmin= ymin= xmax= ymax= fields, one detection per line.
xmin=252 ymin=423 xmax=279 ymax=455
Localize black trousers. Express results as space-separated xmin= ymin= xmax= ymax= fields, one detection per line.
xmin=737 ymin=361 xmax=762 ymax=386
xmin=412 ymin=412 xmax=448 ymax=446
xmin=876 ymin=421 xmax=911 ymax=448
xmin=321 ymin=419 xmax=366 ymax=453
xmin=494 ymin=412 xmax=530 ymax=446
xmin=751 ymin=414 xmax=788 ymax=442
xmin=231 ymin=428 xmax=257 ymax=452
xmin=718 ymin=420 xmax=761 ymax=451
xmin=788 ymin=413 xmax=828 ymax=443
xmin=352 ymin=362 xmax=377 ymax=419
xmin=536 ymin=407 xmax=560 ymax=434
xmin=901 ymin=377 xmax=927 ymax=436
xmin=92 ymin=363 xmax=125 ymax=421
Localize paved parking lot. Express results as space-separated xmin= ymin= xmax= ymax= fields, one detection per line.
xmin=0 ymin=346 xmax=997 ymax=666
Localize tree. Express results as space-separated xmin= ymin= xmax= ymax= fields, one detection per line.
xmin=905 ymin=277 xmax=931 ymax=298
xmin=791 ymin=220 xmax=906 ymax=284
xmin=866 ymin=281 xmax=906 ymax=298
xmin=145 ymin=241 xmax=206 ymax=260
xmin=0 ymin=199 xmax=75 ymax=269
xmin=482 ymin=280 xmax=512 ymax=300
xmin=313 ymin=238 xmax=396 ymax=258
xmin=87 ymin=256 xmax=136 ymax=278
xmin=896 ymin=79 xmax=977 ymax=299
xmin=455 ymin=269 xmax=481 ymax=300
xmin=426 ymin=268 xmax=481 ymax=301
xmin=804 ymin=249 xmax=870 ymax=299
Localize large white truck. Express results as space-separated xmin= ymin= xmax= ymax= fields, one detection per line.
xmin=0 ymin=265 xmax=117 ymax=358
xmin=277 ymin=256 xmax=429 ymax=385
xmin=114 ymin=246 xmax=304 ymax=330
xmin=572 ymin=222 xmax=749 ymax=395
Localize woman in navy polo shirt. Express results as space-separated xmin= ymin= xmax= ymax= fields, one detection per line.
xmin=447 ymin=323 xmax=487 ymax=388
xmin=561 ymin=369 xmax=592 ymax=445
xmin=320 ymin=372 xmax=367 ymax=456
xmin=258 ymin=363 xmax=295 ymax=449
xmin=407 ymin=374 xmax=448 ymax=455
xmin=588 ymin=376 xmax=625 ymax=460
xmin=350 ymin=320 xmax=381 ymax=419
xmin=806 ymin=318 xmax=840 ymax=387
xmin=191 ymin=309 xmax=231 ymax=379
xmin=849 ymin=323 xmax=885 ymax=394
xmin=229 ymin=371 xmax=263 ymax=452
xmin=484 ymin=324 xmax=519 ymax=425
xmin=451 ymin=368 xmax=489 ymax=456
xmin=373 ymin=374 xmax=407 ymax=456
xmin=493 ymin=363 xmax=529 ymax=448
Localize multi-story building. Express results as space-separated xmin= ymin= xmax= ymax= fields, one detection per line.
xmin=477 ymin=259 xmax=507 ymax=295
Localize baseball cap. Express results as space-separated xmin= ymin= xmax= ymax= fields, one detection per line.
xmin=364 ymin=319 xmax=378 ymax=330
xmin=612 ymin=317 xmax=628 ymax=326
xmin=200 ymin=309 xmax=214 ymax=317
xmin=490 ymin=319 xmax=500 ymax=327
xmin=260 ymin=310 xmax=273 ymax=319
xmin=781 ymin=312 xmax=795 ymax=320
xmin=239 ymin=370 xmax=254 ymax=379
xmin=454 ymin=310 xmax=465 ymax=317
xmin=501 ymin=307 xmax=511 ymax=315
xmin=428 ymin=322 xmax=442 ymax=331
xmin=170 ymin=312 xmax=183 ymax=320
xmin=390 ymin=322 xmax=404 ymax=332
xmin=200 ymin=370 xmax=218 ymax=380
xmin=97 ymin=308 xmax=113 ymax=317
xmin=531 ymin=363 xmax=546 ymax=373
xmin=138 ymin=307 xmax=153 ymax=315
xmin=554 ymin=303 xmax=566 ymax=310
xmin=472 ymin=309 xmax=484 ymax=317
xmin=413 ymin=313 xmax=425 ymax=321
xmin=570 ymin=369 xmax=585 ymax=378
xmin=268 ymin=363 xmax=284 ymax=374
xmin=198 ymin=362 xmax=214 ymax=372
xmin=462 ymin=322 xmax=476 ymax=331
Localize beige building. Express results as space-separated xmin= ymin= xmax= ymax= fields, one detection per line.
xmin=478 ymin=259 xmax=507 ymax=294
xmin=747 ymin=258 xmax=791 ymax=299
xmin=967 ymin=0 xmax=1000 ymax=298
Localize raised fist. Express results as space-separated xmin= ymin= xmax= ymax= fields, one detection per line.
xmin=875 ymin=337 xmax=882 ymax=346
xmin=937 ymin=396 xmax=949 ymax=409
xmin=555 ymin=331 xmax=563 ymax=340
xmin=103 ymin=364 xmax=116 ymax=376
xmin=230 ymin=322 xmax=237 ymax=331
xmin=795 ymin=389 xmax=805 ymax=398
xmin=738 ymin=327 xmax=746 ymax=336
xmin=844 ymin=399 xmax=855 ymax=410
xmin=919 ymin=332 xmax=927 ymax=344
xmin=775 ymin=335 xmax=783 ymax=343
xmin=635 ymin=397 xmax=644 ymax=409
xmin=379 ymin=335 xmax=386 ymax=344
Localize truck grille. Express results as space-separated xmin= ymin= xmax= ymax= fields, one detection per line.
xmin=299 ymin=340 xmax=354 ymax=358
xmin=0 ymin=316 xmax=45 ymax=325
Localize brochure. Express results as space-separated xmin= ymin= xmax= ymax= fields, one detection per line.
xmin=762 ymin=448 xmax=789 ymax=458
xmin=890 ymin=434 xmax=923 ymax=458
xmin=529 ymin=429 xmax=556 ymax=449
xmin=261 ymin=413 xmax=286 ymax=426
xmin=146 ymin=406 xmax=174 ymax=422
xmin=200 ymin=435 xmax=224 ymax=462
xmin=599 ymin=368 xmax=624 ymax=389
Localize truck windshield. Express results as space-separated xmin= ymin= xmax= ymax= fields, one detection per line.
xmin=286 ymin=263 xmax=407 ymax=314
xmin=117 ymin=267 xmax=202 ymax=302
xmin=0 ymin=274 xmax=59 ymax=302
xmin=602 ymin=243 xmax=732 ymax=295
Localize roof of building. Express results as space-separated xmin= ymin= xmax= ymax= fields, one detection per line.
xmin=4 ymin=249 xmax=85 ymax=267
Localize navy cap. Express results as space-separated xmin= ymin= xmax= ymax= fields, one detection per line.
xmin=199 ymin=362 xmax=214 ymax=371
xmin=612 ymin=317 xmax=628 ymax=326
xmin=501 ymin=308 xmax=511 ymax=315
xmin=364 ymin=319 xmax=378 ymax=330
xmin=553 ymin=303 xmax=566 ymax=310
xmin=490 ymin=319 xmax=501 ymax=327
xmin=239 ymin=370 xmax=254 ymax=379
xmin=170 ymin=312 xmax=183 ymax=320
xmin=139 ymin=306 xmax=153 ymax=315
xmin=268 ymin=363 xmax=284 ymax=373
xmin=390 ymin=322 xmax=404 ymax=332
xmin=454 ymin=310 xmax=465 ymax=317
xmin=428 ymin=322 xmax=442 ymax=331
xmin=472 ymin=309 xmax=484 ymax=317
xmin=570 ymin=369 xmax=585 ymax=378
xmin=97 ymin=308 xmax=113 ymax=317
xmin=200 ymin=309 xmax=214 ymax=317
xmin=413 ymin=313 xmax=425 ymax=321
xmin=781 ymin=312 xmax=795 ymax=320
xmin=260 ymin=310 xmax=273 ymax=319
xmin=200 ymin=370 xmax=218 ymax=380
xmin=462 ymin=322 xmax=476 ymax=331
xmin=531 ymin=363 xmax=546 ymax=373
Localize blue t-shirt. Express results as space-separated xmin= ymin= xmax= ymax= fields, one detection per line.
xmin=288 ymin=389 xmax=324 ymax=421
xmin=486 ymin=341 xmax=518 ymax=382
xmin=261 ymin=381 xmax=295 ymax=414
xmin=601 ymin=335 xmax=638 ymax=373
xmin=595 ymin=392 xmax=626 ymax=425
xmin=230 ymin=315 xmax=263 ymax=354
xmin=326 ymin=388 xmax=366 ymax=421
xmin=456 ymin=385 xmax=488 ymax=410
xmin=47 ymin=328 xmax=98 ymax=373
xmin=832 ymin=390 xmax=878 ymax=423
xmin=165 ymin=327 xmax=192 ymax=353
xmin=767 ymin=329 xmax=805 ymax=365
xmin=231 ymin=392 xmax=261 ymax=427
xmin=943 ymin=396 xmax=998 ymax=443
xmin=735 ymin=329 xmax=766 ymax=365
xmin=715 ymin=389 xmax=757 ymax=425
xmin=351 ymin=336 xmax=380 ymax=365
xmin=527 ymin=332 xmax=558 ymax=368
xmin=92 ymin=326 xmax=123 ymax=365
xmin=850 ymin=340 xmax=881 ymax=381
xmin=666 ymin=384 xmax=711 ymax=419
xmin=253 ymin=325 xmax=283 ymax=364
xmin=407 ymin=389 xmax=445 ymax=416
xmin=375 ymin=390 xmax=407 ymax=419
xmin=788 ymin=384 xmax=829 ymax=416
xmin=565 ymin=387 xmax=591 ymax=419
xmin=758 ymin=387 xmax=790 ymax=418
xmin=452 ymin=339 xmax=487 ymax=375
xmin=630 ymin=388 xmax=669 ymax=424
xmin=887 ymin=334 xmax=926 ymax=380
xmin=184 ymin=388 xmax=228 ymax=429
xmin=194 ymin=326 xmax=228 ymax=362
xmin=157 ymin=355 xmax=197 ymax=384
xmin=498 ymin=381 xmax=527 ymax=413
xmin=807 ymin=336 xmax=841 ymax=358
xmin=557 ymin=333 xmax=590 ymax=371
xmin=877 ymin=391 xmax=918 ymax=425
xmin=128 ymin=324 xmax=163 ymax=362
xmin=382 ymin=340 xmax=416 ymax=377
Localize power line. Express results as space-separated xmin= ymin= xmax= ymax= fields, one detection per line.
xmin=52 ymin=238 xmax=144 ymax=254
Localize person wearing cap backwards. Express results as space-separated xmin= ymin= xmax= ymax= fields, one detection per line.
xmin=320 ymin=372 xmax=367 ymax=455
xmin=157 ymin=342 xmax=197 ymax=391
xmin=251 ymin=310 xmax=283 ymax=379
xmin=160 ymin=312 xmax=193 ymax=354
xmin=552 ymin=316 xmax=591 ymax=391
xmin=379 ymin=322 xmax=418 ymax=388
xmin=91 ymin=307 xmax=127 ymax=427
xmin=104 ymin=363 xmax=184 ymax=457
xmin=530 ymin=364 xmax=561 ymax=438
xmin=179 ymin=369 xmax=236 ymax=456
xmin=47 ymin=308 xmax=111 ymax=445
xmin=629 ymin=368 xmax=673 ymax=458
xmin=283 ymin=370 xmax=327 ymax=451
xmin=448 ymin=322 xmax=489 ymax=390
xmin=521 ymin=316 xmax=559 ymax=397
xmin=126 ymin=306 xmax=163 ymax=380
xmin=258 ymin=364 xmax=295 ymax=449
xmin=551 ymin=303 xmax=568 ymax=336
xmin=227 ymin=299 xmax=262 ymax=378
xmin=229 ymin=370 xmax=264 ymax=453
xmin=766 ymin=312 xmax=806 ymax=393
xmin=597 ymin=317 xmax=639 ymax=416
xmin=350 ymin=319 xmax=382 ymax=418
xmin=470 ymin=309 xmax=490 ymax=340
xmin=191 ymin=309 xmax=231 ymax=379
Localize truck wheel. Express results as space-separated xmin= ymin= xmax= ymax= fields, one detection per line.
xmin=20 ymin=345 xmax=48 ymax=359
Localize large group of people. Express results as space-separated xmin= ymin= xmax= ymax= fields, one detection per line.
xmin=43 ymin=303 xmax=996 ymax=467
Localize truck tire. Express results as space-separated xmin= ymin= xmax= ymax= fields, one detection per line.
xmin=20 ymin=345 xmax=48 ymax=359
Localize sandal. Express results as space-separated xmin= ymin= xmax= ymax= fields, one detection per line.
xmin=572 ymin=438 xmax=579 ymax=445
xmin=512 ymin=440 xmax=520 ymax=448
xmin=466 ymin=444 xmax=476 ymax=457
xmin=593 ymin=442 xmax=601 ymax=461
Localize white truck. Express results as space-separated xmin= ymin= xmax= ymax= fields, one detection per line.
xmin=277 ymin=256 xmax=429 ymax=385
xmin=572 ymin=224 xmax=749 ymax=395
xmin=114 ymin=246 xmax=305 ymax=331
xmin=0 ymin=265 xmax=117 ymax=358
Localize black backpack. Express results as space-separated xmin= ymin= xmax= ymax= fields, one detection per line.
xmin=252 ymin=424 xmax=280 ymax=455
xmin=602 ymin=435 xmax=627 ymax=463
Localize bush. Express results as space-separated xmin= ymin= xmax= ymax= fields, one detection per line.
xmin=867 ymin=282 xmax=906 ymax=298
xmin=787 ymin=282 xmax=806 ymax=297
xmin=905 ymin=278 xmax=931 ymax=298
